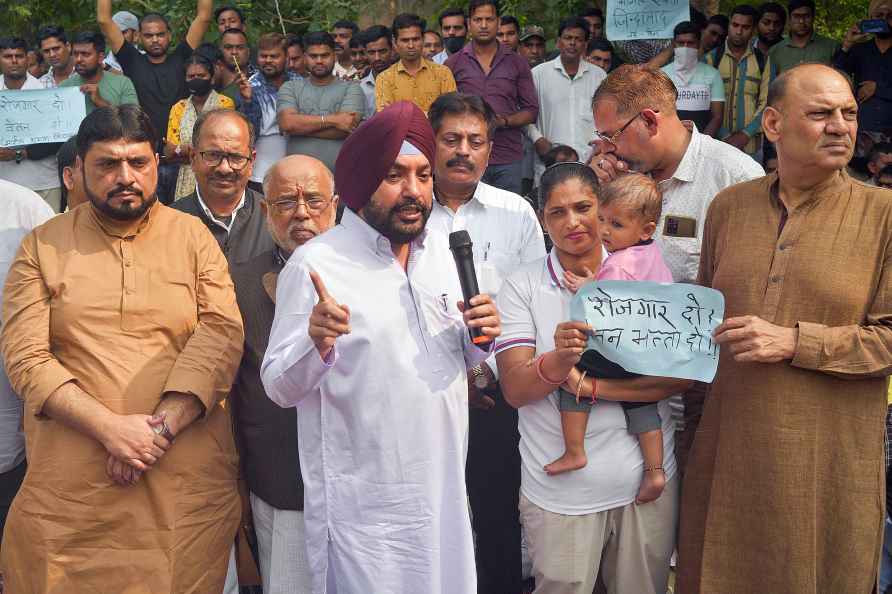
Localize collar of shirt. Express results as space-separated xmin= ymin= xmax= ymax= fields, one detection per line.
xmin=551 ymin=57 xmax=596 ymax=80
xmin=460 ymin=39 xmax=509 ymax=71
xmin=665 ymin=124 xmax=704 ymax=184
xmin=433 ymin=182 xmax=496 ymax=214
xmin=396 ymin=59 xmax=432 ymax=75
xmin=783 ymin=33 xmax=818 ymax=48
xmin=544 ymin=245 xmax=608 ymax=289
xmin=195 ymin=186 xmax=247 ymax=234
xmin=723 ymin=39 xmax=757 ymax=62
xmin=360 ymin=70 xmax=376 ymax=88
xmin=341 ymin=207 xmax=429 ymax=260
xmin=0 ymin=73 xmax=45 ymax=90
xmin=769 ymin=168 xmax=851 ymax=212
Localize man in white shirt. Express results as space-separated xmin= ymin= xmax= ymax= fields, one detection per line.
xmin=0 ymin=179 xmax=55 ymax=547
xmin=426 ymin=91 xmax=545 ymax=594
xmin=0 ymin=38 xmax=64 ymax=212
xmin=528 ymin=17 xmax=606 ymax=183
xmin=36 ymin=26 xmax=74 ymax=88
xmin=261 ymin=101 xmax=501 ymax=594
xmin=589 ymin=65 xmax=764 ymax=469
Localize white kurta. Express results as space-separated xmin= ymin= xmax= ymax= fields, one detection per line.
xmin=261 ymin=208 xmax=488 ymax=594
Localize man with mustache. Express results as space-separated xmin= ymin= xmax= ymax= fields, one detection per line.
xmin=229 ymin=155 xmax=337 ymax=593
xmin=427 ymin=92 xmax=545 ymax=594
xmin=357 ymin=25 xmax=395 ymax=118
xmin=36 ymin=26 xmax=74 ymax=87
xmin=172 ymin=109 xmax=273 ymax=266
xmin=589 ymin=64 xmax=763 ymax=475
xmin=678 ymin=62 xmax=892 ymax=594
xmin=59 ymin=31 xmax=139 ymax=114
xmin=331 ymin=20 xmax=359 ymax=79
xmin=753 ymin=2 xmax=786 ymax=59
xmin=262 ymin=101 xmax=501 ymax=593
xmin=0 ymin=104 xmax=244 ymax=594
xmin=446 ymin=0 xmax=539 ymax=195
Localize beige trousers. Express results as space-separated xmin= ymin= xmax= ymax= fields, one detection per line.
xmin=519 ymin=476 xmax=679 ymax=594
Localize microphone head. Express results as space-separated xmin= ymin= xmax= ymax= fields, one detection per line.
xmin=448 ymin=230 xmax=473 ymax=251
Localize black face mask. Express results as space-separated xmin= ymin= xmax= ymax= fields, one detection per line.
xmin=186 ymin=78 xmax=212 ymax=96
xmin=444 ymin=36 xmax=466 ymax=54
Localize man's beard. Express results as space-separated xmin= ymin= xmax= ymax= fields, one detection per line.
xmin=84 ymin=172 xmax=157 ymax=221
xmin=76 ymin=65 xmax=100 ymax=78
xmin=361 ymin=195 xmax=431 ymax=245
xmin=758 ymin=33 xmax=780 ymax=46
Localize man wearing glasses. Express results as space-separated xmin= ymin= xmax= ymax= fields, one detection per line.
xmin=589 ymin=65 xmax=764 ymax=471
xmin=172 ymin=109 xmax=274 ymax=265
xmin=228 ymin=154 xmax=338 ymax=593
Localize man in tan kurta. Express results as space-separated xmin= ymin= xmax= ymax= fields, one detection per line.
xmin=0 ymin=105 xmax=245 ymax=593
xmin=678 ymin=64 xmax=892 ymax=593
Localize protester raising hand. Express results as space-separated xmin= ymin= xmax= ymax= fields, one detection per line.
xmin=308 ymin=269 xmax=351 ymax=358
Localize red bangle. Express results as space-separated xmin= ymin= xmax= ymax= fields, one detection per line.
xmin=535 ymin=353 xmax=567 ymax=386
xmin=591 ymin=376 xmax=598 ymax=403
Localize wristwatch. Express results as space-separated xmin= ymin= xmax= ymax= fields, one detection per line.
xmin=14 ymin=149 xmax=24 ymax=164
xmin=470 ymin=364 xmax=490 ymax=389
xmin=152 ymin=420 xmax=176 ymax=443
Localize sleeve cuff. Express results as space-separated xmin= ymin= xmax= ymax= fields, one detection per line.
xmin=791 ymin=320 xmax=825 ymax=371
xmin=28 ymin=364 xmax=77 ymax=417
xmin=525 ymin=124 xmax=543 ymax=143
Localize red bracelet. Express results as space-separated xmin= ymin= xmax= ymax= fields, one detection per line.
xmin=591 ymin=376 xmax=598 ymax=403
xmin=535 ymin=353 xmax=568 ymax=386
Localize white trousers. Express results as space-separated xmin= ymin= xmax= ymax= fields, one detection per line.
xmin=251 ymin=491 xmax=313 ymax=594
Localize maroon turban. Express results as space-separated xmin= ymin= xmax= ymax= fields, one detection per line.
xmin=334 ymin=101 xmax=436 ymax=211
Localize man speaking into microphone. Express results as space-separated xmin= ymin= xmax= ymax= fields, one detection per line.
xmin=261 ymin=101 xmax=500 ymax=594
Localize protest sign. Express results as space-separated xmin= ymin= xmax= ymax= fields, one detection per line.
xmin=570 ymin=280 xmax=724 ymax=382
xmin=606 ymin=0 xmax=690 ymax=41
xmin=1 ymin=86 xmax=86 ymax=148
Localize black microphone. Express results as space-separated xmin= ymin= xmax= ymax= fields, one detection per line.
xmin=448 ymin=230 xmax=492 ymax=348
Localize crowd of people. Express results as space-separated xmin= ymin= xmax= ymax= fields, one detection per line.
xmin=0 ymin=0 xmax=891 ymax=593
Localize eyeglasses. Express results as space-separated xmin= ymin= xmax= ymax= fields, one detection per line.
xmin=269 ymin=196 xmax=331 ymax=214
xmin=594 ymin=112 xmax=643 ymax=146
xmin=198 ymin=150 xmax=252 ymax=171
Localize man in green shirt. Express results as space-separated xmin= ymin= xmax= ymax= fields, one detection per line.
xmin=60 ymin=31 xmax=138 ymax=114
xmin=768 ymin=0 xmax=840 ymax=74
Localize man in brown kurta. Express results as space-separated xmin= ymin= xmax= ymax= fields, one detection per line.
xmin=678 ymin=64 xmax=892 ymax=593
xmin=0 ymin=105 xmax=245 ymax=593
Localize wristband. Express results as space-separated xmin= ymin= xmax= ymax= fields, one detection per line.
xmin=534 ymin=353 xmax=569 ymax=386
xmin=575 ymin=370 xmax=588 ymax=403
xmin=591 ymin=376 xmax=598 ymax=403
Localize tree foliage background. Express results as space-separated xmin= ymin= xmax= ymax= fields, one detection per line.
xmin=1 ymin=0 xmax=871 ymax=47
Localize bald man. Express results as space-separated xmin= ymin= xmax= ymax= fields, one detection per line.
xmin=261 ymin=102 xmax=501 ymax=592
xmin=228 ymin=155 xmax=338 ymax=593
xmin=678 ymin=64 xmax=892 ymax=594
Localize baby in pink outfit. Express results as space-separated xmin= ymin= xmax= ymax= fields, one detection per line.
xmin=549 ymin=174 xmax=672 ymax=505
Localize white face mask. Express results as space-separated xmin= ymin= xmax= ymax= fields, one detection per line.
xmin=674 ymin=46 xmax=699 ymax=83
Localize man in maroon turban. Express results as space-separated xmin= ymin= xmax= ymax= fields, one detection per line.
xmin=261 ymin=101 xmax=502 ymax=593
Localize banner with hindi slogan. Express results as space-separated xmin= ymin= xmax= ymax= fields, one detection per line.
xmin=570 ymin=281 xmax=724 ymax=383
xmin=0 ymin=87 xmax=86 ymax=148
xmin=606 ymin=0 xmax=690 ymax=41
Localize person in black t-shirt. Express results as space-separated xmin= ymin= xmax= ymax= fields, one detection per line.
xmin=97 ymin=0 xmax=213 ymax=203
